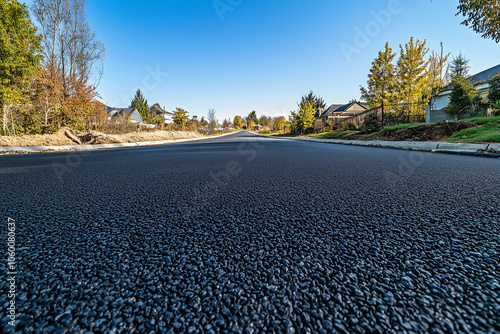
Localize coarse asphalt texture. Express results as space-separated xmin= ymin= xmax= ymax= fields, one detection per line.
xmin=1 ymin=131 xmax=499 ymax=333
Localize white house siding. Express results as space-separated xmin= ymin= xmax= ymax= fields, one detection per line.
xmin=130 ymin=111 xmax=143 ymax=123
xmin=433 ymin=82 xmax=492 ymax=111
xmin=164 ymin=114 xmax=174 ymax=123
xmin=433 ymin=91 xmax=451 ymax=111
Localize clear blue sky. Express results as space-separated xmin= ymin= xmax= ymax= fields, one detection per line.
xmin=22 ymin=0 xmax=500 ymax=121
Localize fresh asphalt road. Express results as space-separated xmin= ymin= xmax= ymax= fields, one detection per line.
xmin=1 ymin=131 xmax=499 ymax=333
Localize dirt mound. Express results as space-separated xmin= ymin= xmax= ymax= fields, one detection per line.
xmin=75 ymin=130 xmax=202 ymax=145
xmin=0 ymin=129 xmax=202 ymax=147
xmin=375 ymin=121 xmax=478 ymax=141
xmin=0 ymin=128 xmax=78 ymax=147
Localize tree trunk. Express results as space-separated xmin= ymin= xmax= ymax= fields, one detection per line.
xmin=3 ymin=104 xmax=8 ymax=135
xmin=44 ymin=97 xmax=49 ymax=127
xmin=11 ymin=111 xmax=15 ymax=135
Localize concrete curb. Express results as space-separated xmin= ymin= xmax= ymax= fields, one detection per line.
xmin=0 ymin=131 xmax=238 ymax=155
xmin=266 ymin=135 xmax=500 ymax=158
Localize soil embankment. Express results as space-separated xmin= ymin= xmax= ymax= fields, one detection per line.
xmin=0 ymin=128 xmax=202 ymax=147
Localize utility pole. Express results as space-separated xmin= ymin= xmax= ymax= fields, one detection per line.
xmin=381 ymin=102 xmax=384 ymax=127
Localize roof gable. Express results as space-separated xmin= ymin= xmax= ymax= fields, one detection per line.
xmin=470 ymin=64 xmax=500 ymax=84
xmin=320 ymin=101 xmax=366 ymax=116
xmin=106 ymin=108 xmax=143 ymax=122
xmin=320 ymin=104 xmax=343 ymax=117
xmin=150 ymin=103 xmax=174 ymax=116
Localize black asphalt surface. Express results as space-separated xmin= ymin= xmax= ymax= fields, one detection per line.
xmin=1 ymin=131 xmax=499 ymax=333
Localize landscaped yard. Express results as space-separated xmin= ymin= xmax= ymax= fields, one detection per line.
xmin=440 ymin=117 xmax=500 ymax=143
xmin=306 ymin=117 xmax=500 ymax=143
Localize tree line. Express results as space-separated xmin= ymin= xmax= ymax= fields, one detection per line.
xmin=360 ymin=38 xmax=449 ymax=113
xmin=2 ymin=1 xmax=497 ymax=136
xmin=230 ymin=111 xmax=287 ymax=133
xmin=361 ymin=37 xmax=500 ymax=119
xmin=1 ymin=0 xmax=105 ymax=135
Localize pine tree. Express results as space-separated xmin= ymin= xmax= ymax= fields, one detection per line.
xmin=130 ymin=89 xmax=149 ymax=122
xmin=360 ymin=42 xmax=397 ymax=108
xmin=447 ymin=53 xmax=470 ymax=79
xmin=445 ymin=76 xmax=481 ymax=120
xmin=395 ymin=37 xmax=430 ymax=115
xmin=247 ymin=110 xmax=258 ymax=125
xmin=0 ymin=0 xmax=43 ymax=134
xmin=488 ymin=73 xmax=500 ymax=113
xmin=299 ymin=91 xmax=326 ymax=110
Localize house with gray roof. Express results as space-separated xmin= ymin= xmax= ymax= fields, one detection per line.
xmin=106 ymin=107 xmax=144 ymax=123
xmin=314 ymin=101 xmax=367 ymax=132
xmin=429 ymin=64 xmax=500 ymax=122
xmin=318 ymin=101 xmax=367 ymax=118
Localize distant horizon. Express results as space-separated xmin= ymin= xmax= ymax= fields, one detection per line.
xmin=21 ymin=0 xmax=500 ymax=121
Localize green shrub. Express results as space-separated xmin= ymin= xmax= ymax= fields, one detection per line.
xmin=362 ymin=114 xmax=382 ymax=133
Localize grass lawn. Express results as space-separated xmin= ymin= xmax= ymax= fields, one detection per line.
xmin=278 ymin=116 xmax=500 ymax=143
xmin=440 ymin=116 xmax=500 ymax=143
xmin=466 ymin=115 xmax=500 ymax=125
xmin=306 ymin=117 xmax=500 ymax=143
xmin=308 ymin=131 xmax=357 ymax=139
xmin=267 ymin=133 xmax=297 ymax=137
xmin=378 ymin=122 xmax=429 ymax=132
xmin=308 ymin=123 xmax=431 ymax=140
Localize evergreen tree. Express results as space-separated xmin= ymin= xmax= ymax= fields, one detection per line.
xmin=0 ymin=0 xmax=43 ymax=134
xmin=395 ymin=37 xmax=430 ymax=114
xmin=488 ymin=73 xmax=500 ymax=113
xmin=299 ymin=91 xmax=326 ymax=110
xmin=447 ymin=53 xmax=470 ymax=79
xmin=445 ymin=76 xmax=481 ymax=121
xmin=247 ymin=110 xmax=258 ymax=125
xmin=130 ymin=89 xmax=149 ymax=122
xmin=360 ymin=42 xmax=397 ymax=107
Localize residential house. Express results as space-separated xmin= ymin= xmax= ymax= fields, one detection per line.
xmin=106 ymin=107 xmax=144 ymax=123
xmin=150 ymin=103 xmax=174 ymax=123
xmin=314 ymin=101 xmax=367 ymax=133
xmin=429 ymin=64 xmax=500 ymax=122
